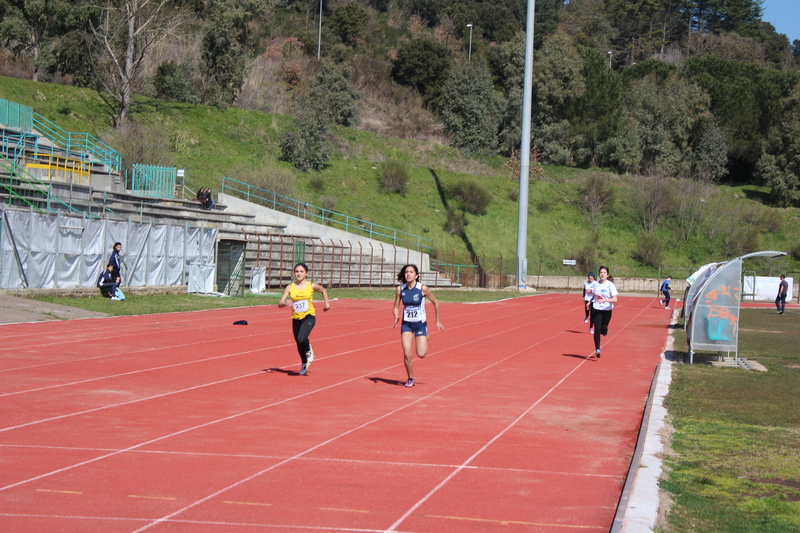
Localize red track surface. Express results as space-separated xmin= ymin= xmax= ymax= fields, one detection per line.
xmin=0 ymin=294 xmax=670 ymax=532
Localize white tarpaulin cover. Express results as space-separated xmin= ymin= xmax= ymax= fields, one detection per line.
xmin=250 ymin=267 xmax=267 ymax=293
xmin=0 ymin=209 xmax=217 ymax=290
xmin=743 ymin=276 xmax=794 ymax=301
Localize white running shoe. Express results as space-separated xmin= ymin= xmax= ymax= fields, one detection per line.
xmin=665 ymin=306 xmax=670 ymax=310
xmin=306 ymin=345 xmax=314 ymax=363
xmin=584 ymin=317 xmax=588 ymax=323
xmin=299 ymin=364 xmax=308 ymax=376
xmin=590 ymin=327 xmax=594 ymax=334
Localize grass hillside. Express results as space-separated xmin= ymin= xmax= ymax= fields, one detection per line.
xmin=2 ymin=75 xmax=799 ymax=278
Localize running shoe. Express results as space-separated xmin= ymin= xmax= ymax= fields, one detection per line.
xmin=665 ymin=306 xmax=670 ymax=310
xmin=589 ymin=327 xmax=594 ymax=334
xmin=306 ymin=345 xmax=314 ymax=363
xmin=404 ymin=378 xmax=414 ymax=388
xmin=299 ymin=363 xmax=308 ymax=376
xmin=659 ymin=300 xmax=663 ymax=307
xmin=584 ymin=317 xmax=589 ymax=323
xmin=595 ymin=349 xmax=601 ymax=358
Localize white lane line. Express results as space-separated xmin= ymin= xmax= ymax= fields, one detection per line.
xmin=129 ymin=318 xmax=577 ymax=532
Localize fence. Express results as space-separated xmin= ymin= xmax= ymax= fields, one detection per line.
xmin=234 ymin=233 xmax=452 ymax=292
xmin=221 ymin=177 xmax=433 ymax=254
xmin=0 ymin=98 xmax=33 ymax=132
xmin=0 ymin=207 xmax=217 ymax=290
xmin=130 ymin=164 xmax=177 ymax=198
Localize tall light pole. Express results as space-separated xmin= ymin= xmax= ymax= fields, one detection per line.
xmin=466 ymin=24 xmax=473 ymax=62
xmin=607 ymin=50 xmax=612 ymax=68
xmin=516 ymin=0 xmax=535 ymax=289
xmin=317 ymin=0 xmax=323 ymax=59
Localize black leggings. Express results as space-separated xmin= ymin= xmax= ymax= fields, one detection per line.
xmin=662 ymin=291 xmax=671 ymax=306
xmin=591 ymin=308 xmax=612 ymax=350
xmin=292 ymin=315 xmax=316 ymax=363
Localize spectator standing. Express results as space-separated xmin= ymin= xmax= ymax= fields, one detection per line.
xmin=776 ymin=274 xmax=788 ymax=314
xmin=110 ymin=242 xmax=124 ymax=284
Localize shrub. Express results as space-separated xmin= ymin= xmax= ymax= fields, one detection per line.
xmin=319 ymin=195 xmax=337 ymax=212
xmin=329 ymin=2 xmax=369 ymax=45
xmin=635 ymin=233 xmax=663 ymax=268
xmin=790 ymin=242 xmax=800 ymax=261
xmin=309 ymin=175 xmax=325 ymax=192
xmin=575 ymin=234 xmax=600 ymax=273
xmin=280 ymin=98 xmax=333 ymax=172
xmin=229 ymin=162 xmax=297 ymax=202
xmin=444 ymin=206 xmax=468 ymax=236
xmin=154 ymin=61 xmax=198 ymax=103
xmin=450 ymin=178 xmax=492 ymax=215
xmin=578 ymin=171 xmax=615 ymax=228
xmin=379 ymin=160 xmax=409 ymax=195
xmin=508 ymin=188 xmax=519 ymax=202
xmin=758 ymin=208 xmax=784 ymax=233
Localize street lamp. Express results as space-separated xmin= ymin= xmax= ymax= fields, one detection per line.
xmin=467 ymin=24 xmax=473 ymax=62
xmin=317 ymin=0 xmax=323 ymax=59
xmin=607 ymin=50 xmax=612 ymax=68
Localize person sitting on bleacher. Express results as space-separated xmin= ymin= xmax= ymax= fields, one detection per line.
xmin=204 ymin=187 xmax=215 ymax=210
xmin=97 ymin=263 xmax=121 ymax=300
xmin=196 ymin=187 xmax=206 ymax=205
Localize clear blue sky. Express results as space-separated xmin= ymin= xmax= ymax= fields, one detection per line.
xmin=761 ymin=0 xmax=799 ymax=44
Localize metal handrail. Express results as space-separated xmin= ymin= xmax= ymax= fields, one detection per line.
xmin=31 ymin=114 xmax=122 ymax=174
xmin=221 ymin=176 xmax=432 ymax=253
xmin=0 ymin=153 xmax=107 ymax=219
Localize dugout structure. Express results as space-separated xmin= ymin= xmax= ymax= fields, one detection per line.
xmin=685 ymin=251 xmax=786 ymax=364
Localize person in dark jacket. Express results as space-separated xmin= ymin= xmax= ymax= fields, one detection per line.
xmin=196 ymin=187 xmax=205 ymax=204
xmin=204 ymin=188 xmax=215 ymax=210
xmin=110 ymin=242 xmax=124 ymax=283
xmin=97 ymin=263 xmax=120 ymax=299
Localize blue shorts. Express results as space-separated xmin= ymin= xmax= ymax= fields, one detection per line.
xmin=401 ymin=321 xmax=428 ymax=336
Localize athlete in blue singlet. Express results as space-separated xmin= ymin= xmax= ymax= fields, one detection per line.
xmin=392 ymin=264 xmax=445 ymax=388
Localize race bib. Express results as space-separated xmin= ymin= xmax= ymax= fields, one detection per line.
xmin=404 ymin=306 xmax=421 ymax=322
xmin=292 ymin=300 xmax=309 ymax=314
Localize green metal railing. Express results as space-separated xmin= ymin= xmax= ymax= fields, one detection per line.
xmin=130 ymin=164 xmax=177 ymax=198
xmin=1 ymin=98 xmax=121 ymax=174
xmin=31 ymin=113 xmax=122 ymax=174
xmin=221 ymin=177 xmax=433 ymax=253
xmin=0 ymin=152 xmax=106 ymax=219
xmin=0 ymin=98 xmax=33 ymax=131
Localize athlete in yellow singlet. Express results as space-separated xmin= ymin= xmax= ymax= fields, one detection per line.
xmin=278 ymin=262 xmax=330 ymax=375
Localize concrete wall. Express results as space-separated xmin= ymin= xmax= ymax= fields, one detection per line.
xmin=527 ymin=275 xmax=688 ymax=294
xmin=220 ymin=192 xmax=430 ymax=270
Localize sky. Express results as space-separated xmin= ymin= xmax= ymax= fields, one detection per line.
xmin=761 ymin=0 xmax=799 ymax=44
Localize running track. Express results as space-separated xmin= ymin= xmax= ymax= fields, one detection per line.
xmin=0 ymin=294 xmax=670 ymax=532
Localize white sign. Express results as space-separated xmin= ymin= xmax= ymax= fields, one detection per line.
xmin=562 ymin=259 xmax=576 ymax=266
xmin=176 ymin=169 xmax=185 ymax=177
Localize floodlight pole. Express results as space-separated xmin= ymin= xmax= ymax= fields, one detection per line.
xmin=467 ymin=24 xmax=473 ymax=62
xmin=317 ymin=0 xmax=323 ymax=59
xmin=516 ymin=0 xmax=535 ymax=289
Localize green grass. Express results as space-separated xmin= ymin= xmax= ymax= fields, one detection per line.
xmin=30 ymin=288 xmax=533 ymax=317
xmin=662 ymin=308 xmax=800 ymax=533
xmin=2 ymin=75 xmax=800 ymax=278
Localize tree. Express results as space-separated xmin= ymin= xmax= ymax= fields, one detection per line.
xmin=0 ymin=0 xmax=84 ymax=81
xmin=532 ymin=31 xmax=586 ymax=165
xmin=308 ymin=61 xmax=361 ymax=127
xmin=390 ymin=36 xmax=453 ymax=106
xmin=280 ymin=97 xmax=333 ymax=172
xmin=329 ymin=2 xmax=368 ymax=46
xmin=609 ymin=72 xmax=728 ymax=179
xmin=491 ymin=32 xmax=525 ymax=154
xmin=758 ymin=83 xmax=800 ymax=207
xmin=89 ymin=0 xmax=183 ymax=125
xmin=201 ymin=0 xmax=264 ymax=108
xmin=440 ymin=60 xmax=499 ymax=155
xmin=681 ymin=55 xmax=799 ymax=180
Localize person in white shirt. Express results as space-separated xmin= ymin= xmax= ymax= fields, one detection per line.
xmin=583 ymin=272 xmax=596 ymax=327
xmin=590 ymin=266 xmax=618 ymax=358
